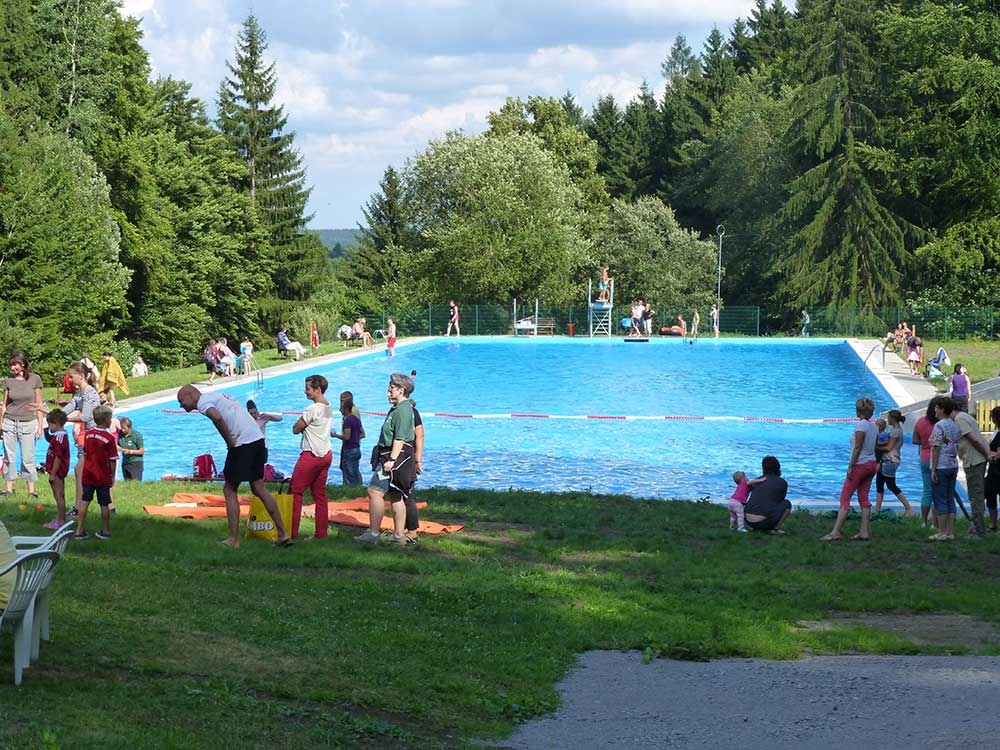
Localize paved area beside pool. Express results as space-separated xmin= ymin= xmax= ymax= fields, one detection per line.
xmin=114 ymin=337 xmax=433 ymax=413
xmin=848 ymin=338 xmax=937 ymax=407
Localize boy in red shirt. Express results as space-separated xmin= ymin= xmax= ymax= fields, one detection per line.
xmin=44 ymin=409 xmax=71 ymax=529
xmin=75 ymin=405 xmax=117 ymax=540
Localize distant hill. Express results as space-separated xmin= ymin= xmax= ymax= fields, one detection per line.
xmin=312 ymin=228 xmax=360 ymax=259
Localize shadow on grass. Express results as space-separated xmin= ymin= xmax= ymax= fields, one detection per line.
xmin=3 ymin=482 xmax=1000 ymax=748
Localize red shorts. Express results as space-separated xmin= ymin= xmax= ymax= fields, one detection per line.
xmin=388 ymin=337 xmax=396 ymax=347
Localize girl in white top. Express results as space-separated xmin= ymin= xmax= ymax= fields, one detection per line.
xmin=821 ymin=397 xmax=880 ymax=541
xmin=289 ymin=375 xmax=334 ymax=540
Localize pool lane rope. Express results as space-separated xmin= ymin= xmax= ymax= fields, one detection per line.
xmin=159 ymin=408 xmax=856 ymax=424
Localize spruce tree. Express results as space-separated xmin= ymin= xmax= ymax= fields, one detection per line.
xmin=349 ymin=165 xmax=411 ymax=291
xmin=217 ymin=15 xmax=326 ymax=300
xmin=779 ymin=0 xmax=912 ymax=307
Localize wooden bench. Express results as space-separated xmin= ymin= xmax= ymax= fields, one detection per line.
xmin=536 ymin=318 xmax=556 ymax=335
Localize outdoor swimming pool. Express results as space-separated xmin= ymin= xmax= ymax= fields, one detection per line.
xmin=101 ymin=338 xmax=907 ymax=509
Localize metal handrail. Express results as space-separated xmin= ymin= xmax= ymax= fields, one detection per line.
xmin=862 ymin=344 xmax=885 ymax=373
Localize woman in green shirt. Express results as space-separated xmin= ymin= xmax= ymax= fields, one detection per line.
xmin=354 ymin=373 xmax=416 ymax=544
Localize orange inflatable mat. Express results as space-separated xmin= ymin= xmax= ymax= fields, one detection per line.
xmin=143 ymin=494 xmax=460 ymax=535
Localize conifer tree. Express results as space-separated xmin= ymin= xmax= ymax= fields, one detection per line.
xmin=217 ymin=15 xmax=326 ymax=300
xmin=350 ymin=165 xmax=412 ymax=291
xmin=587 ymin=94 xmax=631 ymax=198
xmin=559 ymin=91 xmax=587 ymax=131
xmin=779 ymin=0 xmax=913 ymax=307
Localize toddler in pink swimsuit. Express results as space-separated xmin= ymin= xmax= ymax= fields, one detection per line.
xmin=729 ymin=471 xmax=752 ymax=532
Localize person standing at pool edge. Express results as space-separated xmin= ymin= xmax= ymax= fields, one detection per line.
xmin=691 ymin=308 xmax=700 ymax=340
xmin=355 ymin=373 xmax=417 ymax=544
xmin=821 ymin=397 xmax=878 ymax=541
xmin=711 ymin=304 xmax=719 ymax=338
xmin=447 ymin=301 xmax=460 ymax=336
xmin=289 ymin=375 xmax=333 ymax=540
xmin=801 ymin=309 xmax=811 ymax=337
xmin=177 ymin=385 xmax=291 ymax=548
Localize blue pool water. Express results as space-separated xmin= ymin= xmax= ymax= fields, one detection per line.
xmin=85 ymin=338 xmax=907 ymax=508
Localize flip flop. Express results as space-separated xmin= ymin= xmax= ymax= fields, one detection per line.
xmin=819 ymin=534 xmax=842 ymax=542
xmin=850 ymin=534 xmax=870 ymax=542
xmin=274 ymin=537 xmax=294 ymax=548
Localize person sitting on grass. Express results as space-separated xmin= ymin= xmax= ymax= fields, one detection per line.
xmin=289 ymin=375 xmax=333 ymax=541
xmin=744 ymin=456 xmax=791 ymax=534
xmin=74 ymin=405 xmax=117 ymax=540
xmin=131 ymin=355 xmax=149 ymax=378
xmin=177 ymin=385 xmax=292 ymax=548
xmin=43 ymin=409 xmax=71 ymax=529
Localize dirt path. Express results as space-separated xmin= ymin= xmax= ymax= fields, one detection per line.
xmin=498 ymin=651 xmax=1000 ymax=749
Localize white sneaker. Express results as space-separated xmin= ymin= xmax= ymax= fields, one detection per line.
xmin=353 ymin=529 xmax=381 ymax=544
xmin=737 ymin=528 xmax=748 ymax=533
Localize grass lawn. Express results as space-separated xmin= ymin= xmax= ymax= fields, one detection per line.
xmin=3 ymin=480 xmax=1000 ymax=749
xmin=919 ymin=339 xmax=1000 ymax=384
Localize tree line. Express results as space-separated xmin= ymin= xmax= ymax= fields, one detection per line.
xmin=3 ymin=2 xmax=999 ymax=375
xmin=0 ymin=4 xmax=327 ymax=375
xmin=346 ymin=0 xmax=1000 ymax=326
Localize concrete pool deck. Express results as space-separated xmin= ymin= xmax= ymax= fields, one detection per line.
xmin=848 ymin=338 xmax=938 ymax=407
xmin=112 ymin=336 xmax=434 ymax=413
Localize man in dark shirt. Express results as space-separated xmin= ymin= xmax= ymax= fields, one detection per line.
xmin=744 ymin=455 xmax=791 ymax=533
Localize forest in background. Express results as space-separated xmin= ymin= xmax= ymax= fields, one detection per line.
xmin=2 ymin=1 xmax=999 ymax=375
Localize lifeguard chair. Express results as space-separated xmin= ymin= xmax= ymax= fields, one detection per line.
xmin=588 ymin=278 xmax=614 ymax=337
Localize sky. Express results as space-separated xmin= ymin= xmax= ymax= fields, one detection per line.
xmin=120 ymin=0 xmax=759 ymax=228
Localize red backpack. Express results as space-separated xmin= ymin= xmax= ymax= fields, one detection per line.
xmin=193 ymin=453 xmax=218 ymax=479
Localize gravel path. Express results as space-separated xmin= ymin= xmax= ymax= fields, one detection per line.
xmin=498 ymin=651 xmax=1000 ymax=749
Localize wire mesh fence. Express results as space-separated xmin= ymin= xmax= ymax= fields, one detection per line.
xmin=261 ymin=302 xmax=1000 ymax=343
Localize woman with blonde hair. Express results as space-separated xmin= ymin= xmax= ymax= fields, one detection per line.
xmin=821 ymin=397 xmax=879 ymax=541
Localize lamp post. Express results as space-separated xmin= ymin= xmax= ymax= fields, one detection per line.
xmin=715 ymin=224 xmax=725 ymax=319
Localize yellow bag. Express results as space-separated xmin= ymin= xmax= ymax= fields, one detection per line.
xmin=245 ymin=484 xmax=293 ymax=542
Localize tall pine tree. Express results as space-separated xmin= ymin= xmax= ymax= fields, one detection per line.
xmin=779 ymin=0 xmax=913 ymax=307
xmin=217 ymin=15 xmax=326 ymax=301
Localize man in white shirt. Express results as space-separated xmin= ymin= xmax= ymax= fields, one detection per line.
xmin=177 ymin=385 xmax=291 ymax=548
xmin=289 ymin=375 xmax=333 ymax=540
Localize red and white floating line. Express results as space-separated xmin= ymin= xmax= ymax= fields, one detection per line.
xmin=160 ymin=408 xmax=855 ymax=423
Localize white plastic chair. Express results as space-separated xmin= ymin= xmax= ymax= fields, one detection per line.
xmin=13 ymin=521 xmax=75 ymax=663
xmin=0 ymin=550 xmax=60 ymax=685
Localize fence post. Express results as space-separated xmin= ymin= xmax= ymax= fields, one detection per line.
xmin=475 ymin=305 xmax=479 ymax=335
xmin=944 ymin=308 xmax=948 ymax=339
xmin=428 ymin=305 xmax=432 ymax=336
xmin=756 ymin=307 xmax=760 ymax=337
xmin=991 ymin=310 xmax=995 ymax=340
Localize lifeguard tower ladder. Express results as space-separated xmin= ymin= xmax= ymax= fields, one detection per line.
xmin=588 ymin=278 xmax=614 ymax=337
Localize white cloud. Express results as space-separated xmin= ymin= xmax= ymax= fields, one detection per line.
xmin=528 ymin=45 xmax=600 ymax=74
xmin=120 ymin=0 xmax=157 ymax=17
xmin=301 ymin=133 xmax=375 ymax=168
xmin=579 ymin=73 xmax=644 ymax=106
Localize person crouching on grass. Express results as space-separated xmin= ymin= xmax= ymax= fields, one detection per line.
xmin=289 ymin=375 xmax=333 ymax=540
xmin=43 ymin=409 xmax=71 ymax=529
xmin=176 ymin=385 xmax=292 ymax=548
xmin=74 ymin=405 xmax=117 ymax=540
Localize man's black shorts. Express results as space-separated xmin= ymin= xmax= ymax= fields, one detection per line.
xmin=223 ymin=439 xmax=267 ymax=488
xmin=81 ymin=484 xmax=112 ymax=506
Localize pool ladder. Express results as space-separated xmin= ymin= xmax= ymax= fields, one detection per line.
xmin=862 ymin=344 xmax=885 ymax=374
